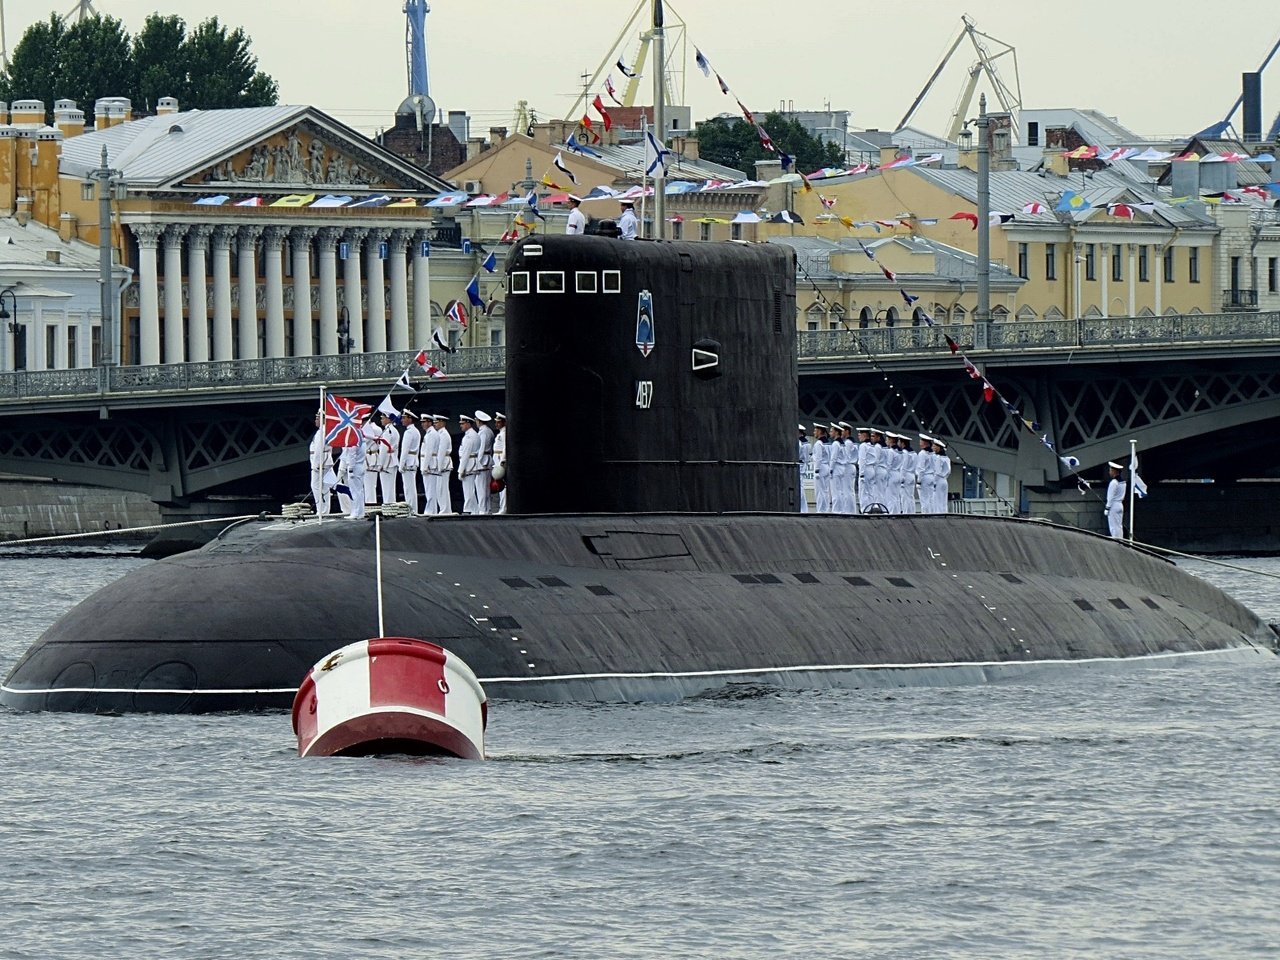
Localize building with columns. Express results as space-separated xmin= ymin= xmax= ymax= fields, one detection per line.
xmin=0 ymin=96 xmax=492 ymax=370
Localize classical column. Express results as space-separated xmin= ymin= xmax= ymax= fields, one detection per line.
xmin=411 ymin=229 xmax=432 ymax=344
xmin=1154 ymin=248 xmax=1163 ymax=316
xmin=290 ymin=227 xmax=315 ymax=356
xmin=133 ymin=223 xmax=163 ymax=366
xmin=187 ymin=225 xmax=212 ymax=362
xmin=1099 ymin=242 xmax=1110 ymax=319
xmin=262 ymin=225 xmax=287 ymax=358
xmin=211 ymin=226 xmax=235 ymax=361
xmin=236 ymin=226 xmax=261 ymax=359
xmin=316 ymin=227 xmax=339 ymax=356
xmin=162 ymin=225 xmax=186 ymax=363
xmin=342 ymin=228 xmax=367 ymax=354
xmin=388 ymin=228 xmax=411 ymax=352
xmin=365 ymin=228 xmax=389 ymax=353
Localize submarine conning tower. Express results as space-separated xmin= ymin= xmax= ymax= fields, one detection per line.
xmin=504 ymin=236 xmax=798 ymax=514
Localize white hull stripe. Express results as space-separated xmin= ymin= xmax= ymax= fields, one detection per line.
xmin=1 ymin=646 xmax=1263 ymax=697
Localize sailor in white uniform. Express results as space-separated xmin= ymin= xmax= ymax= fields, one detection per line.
xmin=566 ymin=195 xmax=587 ymax=235
xmin=914 ymin=434 xmax=933 ymax=514
xmin=1105 ymin=461 xmax=1126 ymax=538
xmin=398 ymin=410 xmax=421 ymax=513
xmin=492 ymin=412 xmax=508 ymax=514
xmin=376 ymin=411 xmax=400 ymax=506
xmin=474 ymin=410 xmax=495 ymax=515
xmin=344 ymin=412 xmax=376 ymax=519
xmin=456 ymin=414 xmax=481 ymax=514
xmin=434 ymin=415 xmax=456 ymax=514
xmin=866 ymin=429 xmax=886 ymax=511
xmin=855 ymin=427 xmax=872 ymax=513
xmin=810 ymin=424 xmax=831 ymax=513
xmin=797 ymin=424 xmax=809 ymax=513
xmin=830 ymin=422 xmax=851 ymax=514
xmin=309 ymin=411 xmax=333 ymax=516
xmin=880 ymin=432 xmax=899 ymax=513
xmin=931 ymin=438 xmax=951 ymax=513
xmin=618 ymin=199 xmax=639 ymax=240
xmin=360 ymin=413 xmax=382 ymax=509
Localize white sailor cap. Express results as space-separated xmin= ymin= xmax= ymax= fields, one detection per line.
xmin=812 ymin=422 xmax=827 ymax=431
xmin=837 ymin=421 xmax=851 ymax=430
xmin=494 ymin=411 xmax=506 ymax=420
xmin=401 ymin=410 xmax=419 ymax=420
xmin=798 ymin=423 xmax=806 ymax=431
xmin=474 ymin=410 xmax=492 ymax=422
xmin=934 ymin=439 xmax=947 ymax=449
xmin=432 ymin=413 xmax=449 ymax=421
xmin=884 ymin=431 xmax=899 ymax=440
xmin=919 ymin=434 xmax=933 ymax=443
xmin=869 ymin=427 xmax=884 ymax=435
xmin=1107 ymin=460 xmax=1123 ymax=469
xmin=856 ymin=426 xmax=870 ymax=432
xmin=459 ymin=413 xmax=475 ymax=423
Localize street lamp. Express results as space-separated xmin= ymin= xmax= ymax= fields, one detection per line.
xmin=0 ymin=287 xmax=19 ymax=372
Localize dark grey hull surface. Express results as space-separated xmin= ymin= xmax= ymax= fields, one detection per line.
xmin=3 ymin=512 xmax=1274 ymax=713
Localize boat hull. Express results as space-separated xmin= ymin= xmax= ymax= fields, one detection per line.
xmin=2 ymin=513 xmax=1274 ymax=713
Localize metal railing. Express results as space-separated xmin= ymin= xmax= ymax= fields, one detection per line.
xmin=4 ymin=312 xmax=1280 ymax=403
xmin=1222 ymin=288 xmax=1259 ymax=311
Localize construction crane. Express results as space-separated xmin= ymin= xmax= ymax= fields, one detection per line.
xmin=897 ymin=15 xmax=1023 ymax=143
xmin=563 ymin=0 xmax=686 ymax=120
xmin=405 ymin=0 xmax=429 ymax=99
xmin=2 ymin=0 xmax=100 ymax=70
xmin=1193 ymin=33 xmax=1280 ymax=141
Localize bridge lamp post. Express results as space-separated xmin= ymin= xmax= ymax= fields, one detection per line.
xmin=0 ymin=286 xmax=18 ymax=372
xmin=337 ymin=306 xmax=354 ymax=355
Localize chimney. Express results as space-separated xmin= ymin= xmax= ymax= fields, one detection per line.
xmin=447 ymin=110 xmax=470 ymax=144
xmin=0 ymin=102 xmax=8 ymax=125
xmin=15 ymin=195 xmax=31 ymax=226
xmin=755 ymin=157 xmax=783 ymax=181
xmin=53 ymin=99 xmax=85 ymax=139
xmin=1042 ymin=147 xmax=1069 ymax=177
xmin=1243 ymin=72 xmax=1262 ymax=144
xmin=0 ymin=125 xmax=15 ymax=214
xmin=59 ymin=211 xmax=78 ymax=242
xmin=488 ymin=126 xmax=508 ymax=145
xmin=156 ymin=96 xmax=180 ymax=116
xmin=34 ymin=125 xmax=63 ymax=227
xmin=13 ymin=128 xmax=36 ymax=202
xmin=11 ymin=99 xmax=46 ymax=128
xmin=95 ymin=97 xmax=131 ymax=129
xmin=671 ymin=134 xmax=699 ymax=162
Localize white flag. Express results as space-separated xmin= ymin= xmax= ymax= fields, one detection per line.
xmin=377 ymin=395 xmax=400 ymax=418
xmin=644 ymin=129 xmax=672 ymax=179
xmin=1129 ymin=450 xmax=1149 ymax=499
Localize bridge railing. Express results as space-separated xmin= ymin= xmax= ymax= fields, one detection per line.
xmin=3 ymin=312 xmax=1280 ymax=402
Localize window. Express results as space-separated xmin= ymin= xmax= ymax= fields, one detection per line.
xmin=1138 ymin=245 xmax=1149 ymax=282
xmin=670 ymin=219 xmax=683 ymax=240
xmin=1085 ymin=244 xmax=1096 ymax=280
xmin=1017 ymin=242 xmax=1029 ymax=279
xmin=730 ymin=223 xmax=743 ymax=241
xmin=699 ymin=222 xmax=712 ymax=241
xmin=1045 ymin=243 xmax=1057 ymax=280
xmin=1189 ymin=247 xmax=1200 ymax=283
xmin=489 ymin=323 xmax=505 ymax=347
xmin=1111 ymin=245 xmax=1123 ymax=282
xmin=806 ymin=318 xmax=819 ymax=331
xmin=1164 ymin=247 xmax=1175 ymax=283
xmin=90 ymin=325 xmax=101 ymax=366
xmin=1270 ymin=257 xmax=1278 ymax=293
xmin=46 ymin=326 xmax=57 ymax=369
xmin=1027 ymin=121 xmax=1040 ymax=146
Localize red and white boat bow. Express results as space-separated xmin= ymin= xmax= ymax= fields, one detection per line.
xmin=292 ymin=637 xmax=487 ymax=759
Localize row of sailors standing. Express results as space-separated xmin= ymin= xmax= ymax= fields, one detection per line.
xmin=799 ymin=422 xmax=952 ymax=515
xmin=311 ymin=409 xmax=508 ymax=519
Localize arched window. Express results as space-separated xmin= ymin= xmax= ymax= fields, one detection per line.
xmin=885 ymin=307 xmax=898 ymax=326
xmin=859 ymin=306 xmax=873 ymax=328
xmin=488 ymin=302 xmax=506 ymax=346
xmin=912 ymin=307 xmax=928 ymax=326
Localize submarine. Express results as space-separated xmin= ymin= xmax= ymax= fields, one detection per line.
xmin=2 ymin=237 xmax=1274 ymax=713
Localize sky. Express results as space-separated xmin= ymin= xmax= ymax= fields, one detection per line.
xmin=3 ymin=0 xmax=1278 ymax=141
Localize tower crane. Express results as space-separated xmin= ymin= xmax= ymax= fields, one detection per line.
xmin=897 ymin=15 xmax=1023 ymax=143
xmin=562 ymin=0 xmax=686 ymax=120
xmin=2 ymin=0 xmax=99 ymax=69
xmin=1193 ymin=33 xmax=1280 ymax=142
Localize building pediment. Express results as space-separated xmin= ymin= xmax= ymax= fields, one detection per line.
xmin=191 ymin=122 xmax=401 ymax=191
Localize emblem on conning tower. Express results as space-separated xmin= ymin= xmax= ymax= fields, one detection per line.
xmin=636 ymin=290 xmax=655 ymax=357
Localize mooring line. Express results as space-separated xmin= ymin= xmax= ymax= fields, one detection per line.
xmin=1 ymin=514 xmax=261 ymax=547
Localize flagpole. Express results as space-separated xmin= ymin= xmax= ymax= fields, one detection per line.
xmin=652 ymin=0 xmax=665 ymax=240
xmin=640 ymin=115 xmax=649 ymax=235
xmin=318 ymin=384 xmax=326 ymax=523
xmin=1127 ymin=437 xmax=1137 ymax=543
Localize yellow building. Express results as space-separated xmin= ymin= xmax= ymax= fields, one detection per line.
xmin=0 ymin=95 xmax=520 ymax=368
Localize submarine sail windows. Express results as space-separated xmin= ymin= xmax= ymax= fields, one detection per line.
xmin=575 ymin=271 xmax=598 ymax=294
xmin=510 ymin=272 xmax=530 ymax=295
xmin=536 ymin=271 xmax=566 ymax=293
xmin=602 ymin=270 xmax=622 ymax=294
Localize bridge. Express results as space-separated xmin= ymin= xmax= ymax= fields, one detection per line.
xmin=2 ymin=311 xmax=1279 ymax=507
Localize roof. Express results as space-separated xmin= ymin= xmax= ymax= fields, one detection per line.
xmin=0 ymin=217 xmax=107 ymax=271
xmin=59 ymin=105 xmax=450 ymax=192
xmin=572 ymin=141 xmax=745 ymax=183
xmin=768 ymin=234 xmax=1023 ymax=286
xmin=907 ymin=165 xmax=1214 ymax=228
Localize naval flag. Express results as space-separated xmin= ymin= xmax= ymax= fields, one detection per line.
xmin=644 ymin=129 xmax=672 ymax=178
xmin=1129 ymin=450 xmax=1149 ymax=498
xmin=324 ymin=394 xmax=372 ymax=448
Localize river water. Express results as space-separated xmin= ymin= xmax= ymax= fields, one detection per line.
xmin=0 ymin=547 xmax=1277 ymax=959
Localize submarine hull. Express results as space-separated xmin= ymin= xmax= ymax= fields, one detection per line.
xmin=3 ymin=513 xmax=1272 ymax=713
